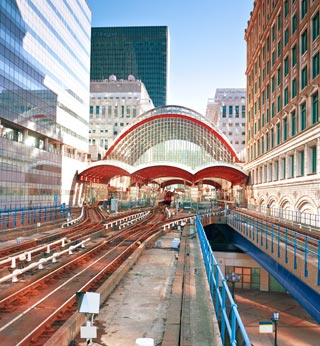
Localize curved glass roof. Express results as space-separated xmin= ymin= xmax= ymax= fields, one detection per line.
xmin=106 ymin=105 xmax=238 ymax=169
xmin=80 ymin=106 xmax=248 ymax=186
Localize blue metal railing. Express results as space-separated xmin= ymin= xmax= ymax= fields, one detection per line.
xmin=228 ymin=210 xmax=320 ymax=286
xmin=247 ymin=204 xmax=320 ymax=228
xmin=0 ymin=204 xmax=71 ymax=230
xmin=227 ymin=210 xmax=320 ymax=322
xmin=195 ymin=215 xmax=251 ymax=346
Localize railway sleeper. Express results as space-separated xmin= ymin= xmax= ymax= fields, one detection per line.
xmin=62 ymin=268 xmax=74 ymax=275
xmin=43 ymin=325 xmax=55 ymax=334
xmin=14 ymin=295 xmax=29 ymax=304
xmin=36 ymin=281 xmax=48 ymax=289
xmin=52 ymin=319 xmax=68 ymax=328
xmin=31 ymin=331 xmax=52 ymax=344
xmin=0 ymin=304 xmax=16 ymax=312
xmin=27 ymin=288 xmax=39 ymax=296
xmin=44 ymin=276 xmax=56 ymax=284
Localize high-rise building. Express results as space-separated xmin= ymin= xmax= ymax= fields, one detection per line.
xmin=89 ymin=76 xmax=154 ymax=160
xmin=0 ymin=0 xmax=91 ymax=208
xmin=245 ymin=0 xmax=320 ymax=215
xmin=90 ymin=26 xmax=169 ymax=107
xmin=206 ymin=89 xmax=246 ymax=157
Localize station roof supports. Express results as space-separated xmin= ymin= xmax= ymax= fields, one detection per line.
xmin=79 ymin=106 xmax=248 ymax=187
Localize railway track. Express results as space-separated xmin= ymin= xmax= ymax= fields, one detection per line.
xmin=0 ymin=206 xmax=167 ymax=345
xmin=0 ymin=206 xmax=146 ymax=272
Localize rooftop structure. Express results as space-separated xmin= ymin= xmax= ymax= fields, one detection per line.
xmin=78 ymin=105 xmax=248 ymax=204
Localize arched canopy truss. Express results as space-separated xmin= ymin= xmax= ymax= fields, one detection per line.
xmin=105 ymin=106 xmax=239 ymax=168
xmin=79 ymin=106 xmax=248 ymax=186
xmin=78 ymin=162 xmax=247 ymax=187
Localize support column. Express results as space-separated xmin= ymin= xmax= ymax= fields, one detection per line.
xmin=44 ymin=138 xmax=49 ymax=151
xmin=23 ymin=129 xmax=29 ymax=144
xmin=73 ymin=182 xmax=79 ymax=206
xmin=78 ymin=183 xmax=84 ymax=206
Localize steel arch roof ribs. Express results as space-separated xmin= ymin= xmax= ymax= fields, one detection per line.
xmin=80 ymin=106 xmax=248 ymax=186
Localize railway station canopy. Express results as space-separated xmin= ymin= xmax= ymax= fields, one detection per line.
xmin=79 ymin=106 xmax=248 ymax=188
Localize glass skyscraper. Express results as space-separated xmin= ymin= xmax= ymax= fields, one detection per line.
xmin=91 ymin=26 xmax=169 ymax=107
xmin=0 ymin=0 xmax=91 ymax=208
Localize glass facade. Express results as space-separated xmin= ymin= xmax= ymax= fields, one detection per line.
xmin=91 ymin=26 xmax=169 ymax=108
xmin=225 ymin=266 xmax=261 ymax=290
xmin=0 ymin=0 xmax=91 ymax=208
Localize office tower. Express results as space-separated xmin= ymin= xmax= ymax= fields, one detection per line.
xmin=206 ymin=88 xmax=246 ymax=157
xmin=91 ymin=26 xmax=169 ymax=107
xmin=89 ymin=76 xmax=154 ymax=160
xmin=245 ymin=0 xmax=320 ymax=214
xmin=0 ymin=0 xmax=91 ymax=208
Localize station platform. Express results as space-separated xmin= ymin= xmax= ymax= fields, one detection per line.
xmin=73 ymin=226 xmax=221 ymax=346
xmin=1 ymin=212 xmax=319 ymax=346
xmin=72 ymin=225 xmax=320 ymax=346
xmin=236 ymin=290 xmax=320 ymax=346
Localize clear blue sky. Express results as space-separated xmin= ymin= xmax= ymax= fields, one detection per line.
xmin=87 ymin=0 xmax=253 ymax=115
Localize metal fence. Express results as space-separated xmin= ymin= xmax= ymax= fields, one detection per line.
xmin=228 ymin=210 xmax=320 ymax=287
xmin=196 ymin=215 xmax=251 ymax=346
xmin=248 ymin=204 xmax=320 ymax=228
xmin=227 ymin=210 xmax=320 ymax=323
xmin=0 ymin=204 xmax=71 ymax=230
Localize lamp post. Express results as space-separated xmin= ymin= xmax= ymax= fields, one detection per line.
xmin=226 ymin=272 xmax=241 ymax=299
xmin=272 ymin=311 xmax=279 ymax=346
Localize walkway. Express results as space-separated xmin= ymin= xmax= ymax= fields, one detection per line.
xmin=236 ymin=290 xmax=320 ymax=346
xmin=225 ymin=209 xmax=320 ymax=323
xmin=71 ymin=224 xmax=320 ymax=346
xmin=73 ymin=226 xmax=220 ymax=346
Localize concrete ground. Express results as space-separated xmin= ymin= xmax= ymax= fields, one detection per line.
xmin=73 ymin=229 xmax=319 ymax=346
xmin=74 ymin=229 xmax=219 ymax=346
xmin=235 ymin=290 xmax=320 ymax=346
xmin=75 ymin=231 xmax=180 ymax=346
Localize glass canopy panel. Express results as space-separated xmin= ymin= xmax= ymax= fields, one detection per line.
xmin=107 ymin=106 xmax=235 ymax=168
xmin=134 ymin=140 xmax=213 ymax=168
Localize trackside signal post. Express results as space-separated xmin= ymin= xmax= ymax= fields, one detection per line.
xmin=76 ymin=292 xmax=100 ymax=345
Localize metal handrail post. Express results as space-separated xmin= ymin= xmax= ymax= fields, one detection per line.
xmin=304 ymin=236 xmax=308 ymax=277
xmin=294 ymin=232 xmax=297 ymax=269
xmin=285 ymin=229 xmax=289 ymax=263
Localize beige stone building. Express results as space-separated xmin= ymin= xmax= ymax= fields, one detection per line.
xmin=89 ymin=76 xmax=154 ymax=160
xmin=206 ymin=88 xmax=246 ymax=158
xmin=244 ymin=0 xmax=320 ymax=218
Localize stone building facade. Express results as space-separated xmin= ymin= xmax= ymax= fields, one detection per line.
xmin=89 ymin=77 xmax=154 ymax=161
xmin=245 ymin=0 xmax=320 ymax=217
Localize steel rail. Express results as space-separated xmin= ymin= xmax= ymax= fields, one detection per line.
xmin=0 ymin=209 xmax=165 ymax=345
xmin=18 ymin=218 xmax=164 ymax=345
